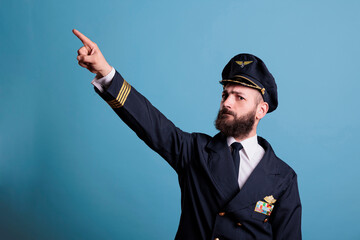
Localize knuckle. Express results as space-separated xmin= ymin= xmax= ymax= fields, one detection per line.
xmin=77 ymin=47 xmax=86 ymax=55
xmin=87 ymin=56 xmax=95 ymax=63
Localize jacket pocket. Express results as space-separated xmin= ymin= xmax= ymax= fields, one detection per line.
xmin=251 ymin=211 xmax=268 ymax=221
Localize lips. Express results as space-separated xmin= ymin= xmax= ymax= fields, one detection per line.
xmin=221 ymin=109 xmax=235 ymax=117
xmin=219 ymin=110 xmax=236 ymax=120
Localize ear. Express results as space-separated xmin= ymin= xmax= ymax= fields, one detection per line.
xmin=256 ymin=102 xmax=269 ymax=120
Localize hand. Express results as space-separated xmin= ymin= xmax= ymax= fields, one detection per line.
xmin=73 ymin=29 xmax=112 ymax=78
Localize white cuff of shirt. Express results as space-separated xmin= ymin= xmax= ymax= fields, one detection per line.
xmin=91 ymin=67 xmax=116 ymax=93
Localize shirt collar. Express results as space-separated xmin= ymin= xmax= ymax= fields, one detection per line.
xmin=227 ymin=134 xmax=259 ymax=161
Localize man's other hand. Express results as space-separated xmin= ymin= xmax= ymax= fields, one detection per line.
xmin=73 ymin=29 xmax=112 ymax=78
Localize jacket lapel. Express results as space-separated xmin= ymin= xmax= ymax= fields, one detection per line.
xmin=225 ymin=136 xmax=280 ymax=212
xmin=205 ymin=133 xmax=240 ymax=202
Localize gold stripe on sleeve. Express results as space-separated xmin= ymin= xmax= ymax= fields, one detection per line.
xmin=106 ymin=80 xmax=131 ymax=108
xmin=107 ymin=99 xmax=122 ymax=109
xmin=119 ymin=84 xmax=131 ymax=106
xmin=116 ymin=81 xmax=128 ymax=101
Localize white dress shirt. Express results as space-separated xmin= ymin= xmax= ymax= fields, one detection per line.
xmin=91 ymin=68 xmax=265 ymax=189
xmin=227 ymin=135 xmax=265 ymax=189
xmin=91 ymin=67 xmax=116 ymax=93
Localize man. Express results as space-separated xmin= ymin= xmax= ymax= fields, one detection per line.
xmin=73 ymin=29 xmax=302 ymax=240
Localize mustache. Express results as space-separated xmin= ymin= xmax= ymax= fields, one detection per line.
xmin=219 ymin=108 xmax=236 ymax=117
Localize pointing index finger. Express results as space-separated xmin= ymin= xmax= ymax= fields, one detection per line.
xmin=72 ymin=29 xmax=95 ymax=49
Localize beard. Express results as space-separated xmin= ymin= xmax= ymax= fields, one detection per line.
xmin=215 ymin=107 xmax=256 ymax=139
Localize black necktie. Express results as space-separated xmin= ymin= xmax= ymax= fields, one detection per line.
xmin=231 ymin=142 xmax=243 ymax=178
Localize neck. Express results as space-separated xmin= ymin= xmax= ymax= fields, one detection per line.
xmin=234 ymin=127 xmax=257 ymax=142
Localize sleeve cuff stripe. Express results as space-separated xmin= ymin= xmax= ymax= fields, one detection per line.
xmin=118 ymin=84 xmax=131 ymax=105
xmin=116 ymin=81 xmax=130 ymax=101
xmin=106 ymin=80 xmax=131 ymax=109
xmin=107 ymin=101 xmax=122 ymax=108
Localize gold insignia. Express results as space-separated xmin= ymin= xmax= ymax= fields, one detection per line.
xmin=106 ymin=80 xmax=131 ymax=108
xmin=227 ymin=75 xmax=266 ymax=96
xmin=264 ymin=195 xmax=276 ymax=205
xmin=235 ymin=61 xmax=253 ymax=68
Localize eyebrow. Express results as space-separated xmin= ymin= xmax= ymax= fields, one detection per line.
xmin=222 ymin=90 xmax=247 ymax=97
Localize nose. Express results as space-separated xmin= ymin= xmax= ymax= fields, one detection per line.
xmin=222 ymin=95 xmax=234 ymax=109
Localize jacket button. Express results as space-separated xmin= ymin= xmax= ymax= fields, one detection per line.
xmin=236 ymin=222 xmax=242 ymax=227
xmin=218 ymin=212 xmax=225 ymax=216
xmin=264 ymin=218 xmax=268 ymax=223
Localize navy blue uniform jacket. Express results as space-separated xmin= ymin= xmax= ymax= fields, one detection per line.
xmin=95 ymin=71 xmax=302 ymax=240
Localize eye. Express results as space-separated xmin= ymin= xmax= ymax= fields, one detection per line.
xmin=238 ymin=95 xmax=245 ymax=100
xmin=222 ymin=93 xmax=228 ymax=100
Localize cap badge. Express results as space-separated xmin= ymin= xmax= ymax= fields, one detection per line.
xmin=236 ymin=61 xmax=253 ymax=68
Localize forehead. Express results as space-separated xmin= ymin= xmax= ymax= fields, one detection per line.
xmin=223 ymin=83 xmax=260 ymax=97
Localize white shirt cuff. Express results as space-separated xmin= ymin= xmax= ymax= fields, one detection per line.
xmin=91 ymin=67 xmax=116 ymax=93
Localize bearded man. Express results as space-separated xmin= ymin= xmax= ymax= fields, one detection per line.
xmin=73 ymin=29 xmax=302 ymax=240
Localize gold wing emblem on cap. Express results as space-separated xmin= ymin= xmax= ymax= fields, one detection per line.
xmin=264 ymin=195 xmax=277 ymax=205
xmin=236 ymin=61 xmax=253 ymax=68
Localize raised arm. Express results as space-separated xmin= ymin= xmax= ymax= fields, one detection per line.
xmin=73 ymin=29 xmax=193 ymax=172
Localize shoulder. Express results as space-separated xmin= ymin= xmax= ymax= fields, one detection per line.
xmin=275 ymin=154 xmax=296 ymax=177
xmin=190 ymin=132 xmax=228 ymax=147
xmin=258 ymin=136 xmax=297 ymax=178
xmin=189 ymin=132 xmax=213 ymax=146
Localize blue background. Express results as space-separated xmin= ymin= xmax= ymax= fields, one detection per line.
xmin=1 ymin=0 xmax=360 ymax=239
